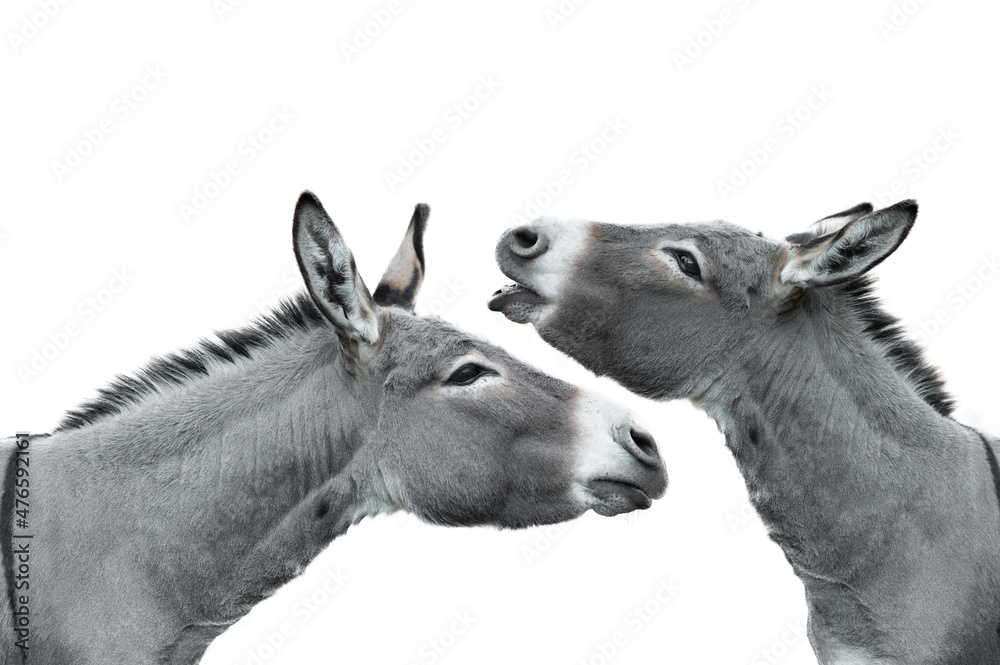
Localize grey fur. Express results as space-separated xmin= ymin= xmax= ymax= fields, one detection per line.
xmin=0 ymin=192 xmax=666 ymax=665
xmin=491 ymin=201 xmax=1000 ymax=664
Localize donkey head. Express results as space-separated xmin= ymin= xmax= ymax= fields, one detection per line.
xmin=293 ymin=192 xmax=666 ymax=529
xmin=489 ymin=201 xmax=918 ymax=403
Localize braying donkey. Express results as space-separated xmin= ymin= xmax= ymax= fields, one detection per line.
xmin=0 ymin=191 xmax=666 ymax=665
xmin=490 ymin=200 xmax=1000 ymax=664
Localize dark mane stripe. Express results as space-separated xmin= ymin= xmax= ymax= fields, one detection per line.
xmin=841 ymin=276 xmax=955 ymax=417
xmin=56 ymin=292 xmax=326 ymax=432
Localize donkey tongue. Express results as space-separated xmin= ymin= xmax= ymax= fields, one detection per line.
xmin=488 ymin=283 xmax=543 ymax=321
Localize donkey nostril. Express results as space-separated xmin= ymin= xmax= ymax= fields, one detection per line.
xmin=630 ymin=427 xmax=658 ymax=458
xmin=512 ymin=227 xmax=539 ymax=249
xmin=508 ymin=226 xmax=549 ymax=258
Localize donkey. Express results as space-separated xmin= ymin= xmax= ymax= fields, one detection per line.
xmin=0 ymin=191 xmax=666 ymax=665
xmin=490 ymin=200 xmax=1000 ymax=664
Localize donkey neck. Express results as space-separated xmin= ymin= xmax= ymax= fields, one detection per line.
xmin=732 ymin=296 xmax=953 ymax=449
xmin=699 ymin=286 xmax=971 ymax=565
xmin=94 ymin=326 xmax=370 ymax=492
xmin=695 ymin=286 xmax=1000 ymax=661
xmin=54 ymin=325 xmax=382 ymax=622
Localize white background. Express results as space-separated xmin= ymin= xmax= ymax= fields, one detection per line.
xmin=3 ymin=1 xmax=999 ymax=663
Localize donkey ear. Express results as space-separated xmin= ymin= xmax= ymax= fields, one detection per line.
xmin=372 ymin=203 xmax=429 ymax=312
xmin=781 ymin=200 xmax=917 ymax=288
xmin=292 ymin=191 xmax=380 ymax=344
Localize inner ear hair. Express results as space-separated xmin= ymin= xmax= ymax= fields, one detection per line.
xmin=291 ymin=190 xmax=381 ymax=344
xmin=781 ymin=200 xmax=916 ymax=289
xmin=373 ymin=203 xmax=429 ymax=312
xmin=785 ymin=202 xmax=874 ymax=247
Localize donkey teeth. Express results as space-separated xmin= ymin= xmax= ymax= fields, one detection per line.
xmin=493 ymin=283 xmax=521 ymax=296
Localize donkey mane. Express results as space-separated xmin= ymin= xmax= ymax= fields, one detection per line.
xmin=839 ymin=276 xmax=954 ymax=417
xmin=56 ymin=293 xmax=328 ymax=432
xmin=783 ymin=225 xmax=954 ymax=417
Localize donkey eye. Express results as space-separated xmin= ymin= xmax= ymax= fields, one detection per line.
xmin=668 ymin=249 xmax=702 ymax=280
xmin=445 ymin=363 xmax=494 ymax=386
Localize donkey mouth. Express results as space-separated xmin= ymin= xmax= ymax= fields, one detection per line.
xmin=585 ymin=479 xmax=654 ymax=517
xmin=488 ymin=283 xmax=545 ymax=323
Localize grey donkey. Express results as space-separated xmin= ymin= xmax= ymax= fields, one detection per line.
xmin=0 ymin=191 xmax=666 ymax=665
xmin=490 ymin=200 xmax=1000 ymax=664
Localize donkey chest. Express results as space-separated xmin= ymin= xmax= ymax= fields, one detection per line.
xmin=810 ymin=634 xmax=893 ymax=665
xmin=801 ymin=563 xmax=1000 ymax=665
